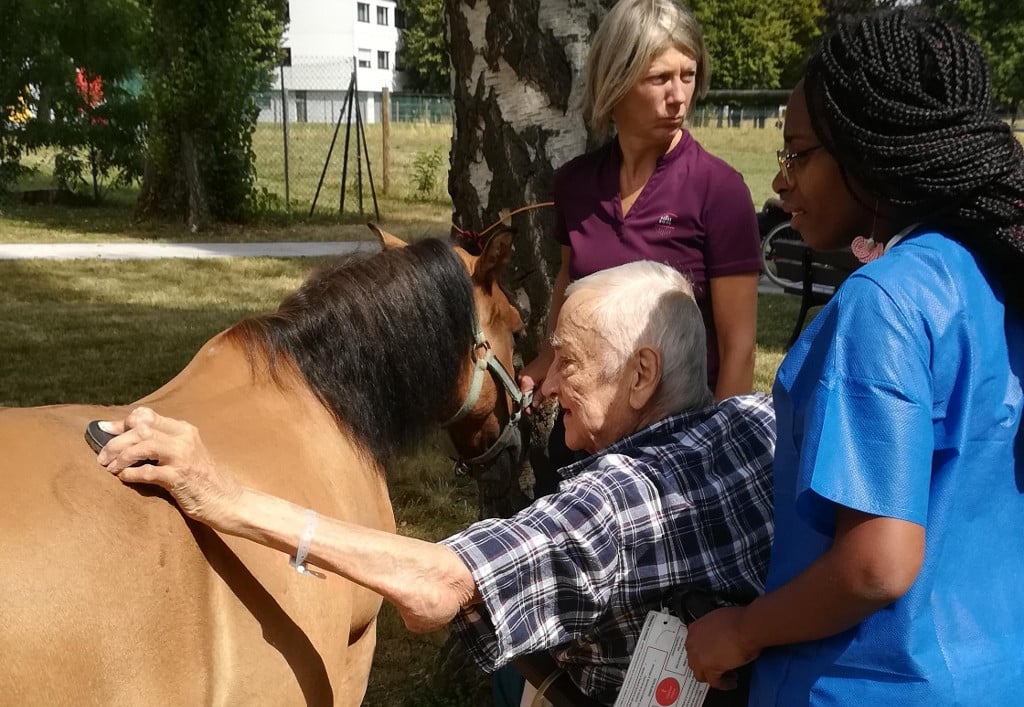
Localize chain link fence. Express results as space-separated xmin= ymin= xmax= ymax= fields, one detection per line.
xmin=253 ymin=58 xmax=452 ymax=214
xmin=252 ymin=62 xmax=800 ymax=213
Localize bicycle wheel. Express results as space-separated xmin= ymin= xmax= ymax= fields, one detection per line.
xmin=761 ymin=220 xmax=803 ymax=290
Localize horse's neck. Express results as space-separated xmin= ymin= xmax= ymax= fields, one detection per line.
xmin=138 ymin=332 xmax=265 ymax=409
xmin=136 ymin=332 xmax=333 ymax=437
xmin=136 ymin=331 xmax=388 ymax=503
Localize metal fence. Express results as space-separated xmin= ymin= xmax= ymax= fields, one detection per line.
xmin=690 ymin=103 xmax=784 ymax=129
xmin=252 ymin=59 xmax=798 ymax=213
xmin=252 ymin=58 xmax=456 ymax=213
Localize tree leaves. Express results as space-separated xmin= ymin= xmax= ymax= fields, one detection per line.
xmin=690 ymin=0 xmax=822 ymax=90
xmin=397 ymin=0 xmax=449 ymax=93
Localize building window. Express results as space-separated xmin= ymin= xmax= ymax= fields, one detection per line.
xmin=357 ymin=2 xmax=369 ymax=22
xmin=358 ymin=49 xmax=372 ymax=69
xmin=376 ymin=6 xmax=388 ymax=25
xmin=294 ymin=91 xmax=307 ymax=123
xmin=377 ymin=51 xmax=389 ymax=70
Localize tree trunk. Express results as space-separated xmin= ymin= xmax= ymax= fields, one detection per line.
xmin=446 ymin=0 xmax=612 ymax=358
xmin=181 ymin=131 xmax=211 ymax=232
xmin=136 ymin=155 xmax=158 ymax=219
xmin=445 ymin=0 xmax=614 ymax=517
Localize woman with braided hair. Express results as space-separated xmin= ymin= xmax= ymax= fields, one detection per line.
xmin=685 ymin=8 xmax=1024 ymax=705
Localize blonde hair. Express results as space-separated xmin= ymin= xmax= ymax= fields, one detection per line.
xmin=582 ymin=0 xmax=710 ymax=139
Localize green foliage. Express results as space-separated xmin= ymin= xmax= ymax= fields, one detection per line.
xmin=397 ymin=0 xmax=450 ymax=93
xmin=139 ymin=0 xmax=287 ymax=224
xmin=926 ymin=0 xmax=1024 ymax=116
xmin=50 ymin=87 xmax=147 ymax=198
xmin=411 ymin=147 xmax=444 ymax=200
xmin=246 ymin=185 xmax=287 ymax=220
xmin=777 ymin=0 xmax=826 ymax=87
xmin=0 ymin=0 xmax=147 ymax=194
xmin=691 ymin=0 xmax=822 ymax=90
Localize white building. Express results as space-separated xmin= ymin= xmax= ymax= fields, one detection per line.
xmin=259 ymin=0 xmax=399 ymax=124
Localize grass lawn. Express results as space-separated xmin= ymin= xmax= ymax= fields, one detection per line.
xmin=1 ymin=123 xmax=783 ymax=244
xmin=1 ymin=122 xmax=458 ymax=245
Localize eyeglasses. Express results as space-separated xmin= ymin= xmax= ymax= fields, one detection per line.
xmin=776 ymin=145 xmax=822 ymax=186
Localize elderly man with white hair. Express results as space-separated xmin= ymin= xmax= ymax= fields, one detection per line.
xmin=98 ymin=260 xmax=775 ymax=707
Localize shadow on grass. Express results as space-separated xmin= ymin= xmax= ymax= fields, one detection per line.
xmin=0 ymin=257 xmax=314 ymax=406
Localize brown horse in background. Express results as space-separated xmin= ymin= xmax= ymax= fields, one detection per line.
xmin=0 ymin=227 xmax=523 ymax=706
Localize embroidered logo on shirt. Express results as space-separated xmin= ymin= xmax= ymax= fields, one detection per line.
xmin=656 ymin=212 xmax=677 ymax=236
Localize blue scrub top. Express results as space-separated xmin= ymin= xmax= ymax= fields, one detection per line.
xmin=752 ymin=231 xmax=1024 ymax=705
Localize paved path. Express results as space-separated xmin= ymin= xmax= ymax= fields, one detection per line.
xmin=0 ymin=241 xmax=378 ymax=260
xmin=0 ymin=240 xmax=785 ymax=294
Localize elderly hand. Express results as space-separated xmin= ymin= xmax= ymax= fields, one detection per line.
xmin=684 ymin=605 xmax=761 ymax=690
xmin=96 ymin=407 xmax=242 ymax=526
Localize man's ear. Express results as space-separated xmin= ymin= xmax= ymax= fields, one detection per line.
xmin=629 ymin=346 xmax=662 ymax=410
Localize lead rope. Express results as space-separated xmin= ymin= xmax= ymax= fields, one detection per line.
xmin=451 ymin=202 xmax=554 ymax=250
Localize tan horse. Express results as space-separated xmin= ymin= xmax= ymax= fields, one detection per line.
xmin=0 ymin=227 xmax=524 ymax=706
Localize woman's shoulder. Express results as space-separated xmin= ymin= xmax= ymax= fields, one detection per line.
xmin=848 ymin=231 xmax=976 ymax=296
xmin=552 ymin=142 xmax=617 ymax=199
xmin=672 ymin=134 xmax=750 ymax=196
xmin=837 ymin=230 xmax=996 ymax=334
xmin=683 ymin=135 xmax=743 ymax=175
xmin=555 ymin=141 xmax=615 ymax=177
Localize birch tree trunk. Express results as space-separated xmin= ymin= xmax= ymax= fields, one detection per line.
xmin=446 ymin=0 xmax=612 ymax=360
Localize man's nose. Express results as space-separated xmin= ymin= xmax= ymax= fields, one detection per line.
xmin=540 ymin=366 xmax=559 ymax=401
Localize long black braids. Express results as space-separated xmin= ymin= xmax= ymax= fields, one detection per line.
xmin=803 ymin=8 xmax=1024 ymax=310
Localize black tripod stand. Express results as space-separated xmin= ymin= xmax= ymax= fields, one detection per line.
xmin=309 ymin=70 xmax=380 ymax=220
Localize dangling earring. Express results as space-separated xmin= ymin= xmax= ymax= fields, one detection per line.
xmin=851 ymin=200 xmax=885 ymax=263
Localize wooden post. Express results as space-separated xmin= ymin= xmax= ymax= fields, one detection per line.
xmin=279 ymin=63 xmax=290 ymax=210
xmin=381 ymin=88 xmax=391 ymax=195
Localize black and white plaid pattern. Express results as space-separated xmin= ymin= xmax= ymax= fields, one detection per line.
xmin=443 ymin=393 xmax=776 ymax=704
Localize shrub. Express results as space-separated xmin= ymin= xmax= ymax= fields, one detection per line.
xmin=411 ymin=146 xmax=444 ymax=201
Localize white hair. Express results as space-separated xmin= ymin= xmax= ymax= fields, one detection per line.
xmin=563 ymin=260 xmax=712 ymax=414
xmin=583 ymin=0 xmax=710 ymax=139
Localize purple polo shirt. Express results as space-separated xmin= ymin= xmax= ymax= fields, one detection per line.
xmin=552 ymin=133 xmax=761 ymax=389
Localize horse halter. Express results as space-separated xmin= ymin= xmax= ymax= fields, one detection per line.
xmin=441 ymin=323 xmax=532 ymax=474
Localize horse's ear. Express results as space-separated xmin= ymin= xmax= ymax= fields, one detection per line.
xmin=474 ymin=229 xmax=513 ymax=286
xmin=367 ymin=222 xmax=408 ymax=249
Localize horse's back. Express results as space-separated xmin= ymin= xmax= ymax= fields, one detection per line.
xmin=1 ymin=404 xmax=218 ymax=704
xmin=0 ymin=400 xmax=388 ymax=706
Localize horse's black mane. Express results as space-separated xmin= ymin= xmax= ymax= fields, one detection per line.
xmin=228 ymin=238 xmax=476 ymax=467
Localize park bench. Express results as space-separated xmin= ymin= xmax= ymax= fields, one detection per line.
xmin=762 ymin=223 xmax=862 ymax=348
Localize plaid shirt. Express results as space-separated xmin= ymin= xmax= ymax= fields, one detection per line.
xmin=442 ymin=393 xmax=776 ymax=705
